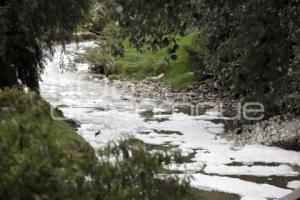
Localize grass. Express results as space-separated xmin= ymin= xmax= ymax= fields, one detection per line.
xmin=163 ymin=33 xmax=198 ymax=89
xmin=110 ymin=32 xmax=199 ymax=90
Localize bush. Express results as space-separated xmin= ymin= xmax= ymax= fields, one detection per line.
xmin=91 ymin=139 xmax=191 ymax=200
xmin=0 ymin=89 xmax=192 ymax=199
xmin=185 ymin=31 xmax=213 ymax=82
xmin=280 ymin=92 xmax=300 ymax=115
xmin=83 ymin=47 xmax=114 ymax=75
xmin=81 ymin=21 xmax=124 ymax=76
xmin=0 ymin=88 xmax=96 ymax=199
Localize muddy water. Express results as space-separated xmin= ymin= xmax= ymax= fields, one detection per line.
xmin=40 ymin=42 xmax=300 ymax=200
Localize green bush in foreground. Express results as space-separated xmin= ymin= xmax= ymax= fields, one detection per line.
xmin=0 ymin=88 xmax=191 ymax=199
xmin=92 ymin=139 xmax=191 ymax=200
xmin=0 ymin=88 xmax=97 ymax=199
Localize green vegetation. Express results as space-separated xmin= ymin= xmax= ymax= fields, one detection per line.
xmin=163 ymin=34 xmax=199 ymax=89
xmin=82 ymin=5 xmax=200 ymax=89
xmin=84 ymin=46 xmax=115 ymax=75
xmin=0 ymin=0 xmax=91 ymax=90
xmin=0 ymin=88 xmax=96 ymax=199
xmin=0 ymin=0 xmax=299 ymax=197
xmin=83 ymin=32 xmax=199 ymax=89
xmin=93 ymin=139 xmax=191 ymax=200
xmin=0 ymin=89 xmax=195 ymax=199
xmin=101 ymin=0 xmax=300 ymax=117
xmin=116 ymin=32 xmax=198 ymax=89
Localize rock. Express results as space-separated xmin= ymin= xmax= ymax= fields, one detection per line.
xmin=65 ymin=118 xmax=81 ymax=129
xmin=222 ymin=116 xmax=300 ymax=151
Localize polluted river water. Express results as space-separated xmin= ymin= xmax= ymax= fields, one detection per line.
xmin=40 ymin=42 xmax=300 ymax=200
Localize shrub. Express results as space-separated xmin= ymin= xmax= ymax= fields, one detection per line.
xmin=83 ymin=47 xmax=114 ymax=75
xmin=280 ymin=92 xmax=300 ymax=115
xmin=91 ymin=139 xmax=191 ymax=200
xmin=0 ymin=89 xmax=192 ymax=199
xmin=0 ymin=88 xmax=96 ymax=199
xmin=185 ymin=32 xmax=213 ymax=82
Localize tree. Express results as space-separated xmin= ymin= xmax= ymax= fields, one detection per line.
xmin=0 ymin=0 xmax=91 ymax=90
xmin=104 ymin=0 xmax=300 ymax=116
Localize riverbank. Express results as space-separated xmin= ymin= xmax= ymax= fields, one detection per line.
xmin=110 ymin=78 xmax=300 ymax=151
xmin=0 ymin=88 xmax=201 ymax=200
xmin=38 ymin=41 xmax=300 ymax=200
xmin=82 ymin=34 xmax=299 ymax=151
xmin=80 ymin=27 xmax=300 ymax=151
xmin=82 ymin=32 xmax=200 ymax=90
xmin=222 ymin=116 xmax=300 ymax=151
xmin=111 ymin=78 xmax=222 ymax=104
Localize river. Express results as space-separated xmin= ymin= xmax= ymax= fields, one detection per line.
xmin=40 ymin=42 xmax=300 ymax=200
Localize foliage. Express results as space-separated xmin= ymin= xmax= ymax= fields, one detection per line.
xmin=101 ymin=0 xmax=191 ymax=51
xmin=163 ymin=33 xmax=199 ymax=89
xmin=91 ymin=139 xmax=191 ymax=200
xmin=83 ymin=47 xmax=114 ymax=75
xmin=104 ymin=0 xmax=300 ymax=116
xmin=0 ymin=0 xmax=91 ymax=90
xmin=201 ymin=1 xmax=300 ymax=115
xmin=0 ymin=88 xmax=96 ymax=199
xmin=280 ymin=92 xmax=300 ymax=115
xmin=83 ymin=15 xmax=123 ymax=75
xmin=202 ymin=1 xmax=299 ymax=94
xmin=82 ymin=30 xmax=198 ymax=89
xmin=0 ymin=88 xmax=193 ymax=199
xmin=89 ymin=2 xmax=112 ymax=34
xmin=112 ymin=39 xmax=170 ymax=79
xmin=184 ymin=30 xmax=214 ymax=82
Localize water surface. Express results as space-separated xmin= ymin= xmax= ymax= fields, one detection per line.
xmin=40 ymin=42 xmax=300 ymax=200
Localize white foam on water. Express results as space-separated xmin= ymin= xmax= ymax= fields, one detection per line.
xmin=40 ymin=42 xmax=300 ymax=200
xmin=204 ymin=164 xmax=299 ymax=177
xmin=287 ymin=180 xmax=300 ymax=189
xmin=179 ymin=174 xmax=292 ymax=200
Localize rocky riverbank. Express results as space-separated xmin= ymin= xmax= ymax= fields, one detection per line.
xmin=222 ymin=116 xmax=300 ymax=151
xmin=111 ymin=78 xmax=224 ymax=105
xmin=110 ymin=78 xmax=300 ymax=151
